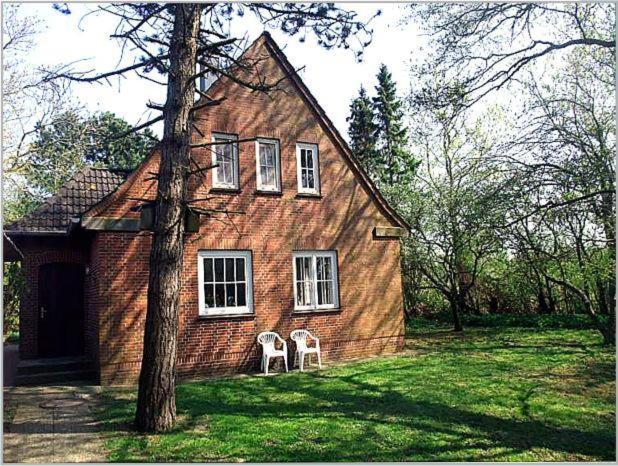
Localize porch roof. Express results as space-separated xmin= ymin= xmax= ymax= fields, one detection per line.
xmin=4 ymin=167 xmax=130 ymax=236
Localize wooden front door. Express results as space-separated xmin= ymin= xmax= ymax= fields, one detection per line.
xmin=38 ymin=263 xmax=85 ymax=357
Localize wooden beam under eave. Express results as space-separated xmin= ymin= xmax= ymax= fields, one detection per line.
xmin=81 ymin=217 xmax=140 ymax=232
xmin=373 ymin=226 xmax=407 ymax=238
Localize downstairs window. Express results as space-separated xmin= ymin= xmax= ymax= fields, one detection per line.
xmin=198 ymin=250 xmax=253 ymax=316
xmin=293 ymin=250 xmax=339 ymax=311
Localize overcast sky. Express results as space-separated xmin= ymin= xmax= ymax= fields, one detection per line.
xmin=21 ymin=3 xmax=426 ymax=138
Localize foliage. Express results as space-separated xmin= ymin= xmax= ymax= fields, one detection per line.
xmin=346 ymin=85 xmax=377 ymax=173
xmin=371 ymin=64 xmax=416 ymax=186
xmin=99 ymin=328 xmax=615 ymax=462
xmin=2 ymin=262 xmax=25 ymax=338
xmin=398 ymin=3 xmax=615 ymax=344
xmin=405 ymin=3 xmax=615 ymax=106
xmin=27 ymin=110 xmax=154 ymax=196
xmin=399 ymin=86 xmax=512 ymax=331
xmin=407 ymin=312 xmax=601 ymax=332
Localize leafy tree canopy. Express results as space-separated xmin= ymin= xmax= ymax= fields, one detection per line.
xmin=27 ymin=109 xmax=155 ymax=195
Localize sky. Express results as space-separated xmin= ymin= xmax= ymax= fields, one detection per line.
xmin=21 ymin=3 xmax=426 ymax=139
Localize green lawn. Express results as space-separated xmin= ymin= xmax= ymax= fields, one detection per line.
xmin=99 ymin=328 xmax=615 ymax=462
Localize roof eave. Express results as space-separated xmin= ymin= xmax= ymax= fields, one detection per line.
xmin=261 ymin=33 xmax=411 ymax=232
xmin=3 ymin=229 xmax=69 ymax=237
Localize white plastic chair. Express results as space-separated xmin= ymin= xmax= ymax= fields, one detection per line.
xmin=257 ymin=331 xmax=288 ymax=375
xmin=290 ymin=329 xmax=322 ymax=371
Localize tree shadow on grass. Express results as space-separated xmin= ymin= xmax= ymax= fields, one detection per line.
xmin=98 ymin=360 xmax=615 ymax=462
xmin=93 ymin=329 xmax=616 ymax=462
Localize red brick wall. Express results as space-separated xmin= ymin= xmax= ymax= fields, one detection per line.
xmin=90 ymin=36 xmax=405 ymax=384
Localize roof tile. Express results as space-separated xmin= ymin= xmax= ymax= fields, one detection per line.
xmin=5 ymin=167 xmax=130 ymax=234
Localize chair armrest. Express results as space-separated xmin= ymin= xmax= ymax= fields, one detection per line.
xmin=275 ymin=334 xmax=287 ymax=349
xmin=309 ymin=333 xmax=320 ymax=349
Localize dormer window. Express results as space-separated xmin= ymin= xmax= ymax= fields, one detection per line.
xmin=212 ymin=133 xmax=239 ymax=190
xmin=255 ymin=138 xmax=281 ymax=192
xmin=296 ymin=143 xmax=320 ymax=195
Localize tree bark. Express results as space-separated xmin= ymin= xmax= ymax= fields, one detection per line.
xmin=135 ymin=3 xmax=202 ymax=433
xmin=450 ymin=294 xmax=464 ymax=332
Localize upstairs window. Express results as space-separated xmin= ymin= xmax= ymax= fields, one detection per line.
xmin=212 ymin=133 xmax=239 ymax=189
xmin=198 ymin=250 xmax=253 ymax=316
xmin=293 ymin=251 xmax=339 ymax=311
xmin=255 ymin=139 xmax=281 ymax=192
xmin=296 ymin=143 xmax=320 ymax=195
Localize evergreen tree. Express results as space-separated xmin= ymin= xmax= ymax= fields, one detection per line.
xmin=372 ymin=64 xmax=415 ymax=186
xmin=346 ymin=85 xmax=377 ymax=175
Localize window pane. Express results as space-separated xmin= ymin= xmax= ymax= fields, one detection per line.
xmin=261 ymin=144 xmax=274 ymax=165
xmin=318 ymin=281 xmax=334 ymax=305
xmin=237 ymin=283 xmax=246 ymax=306
xmin=303 ymin=280 xmax=314 ymax=305
xmin=295 ymin=257 xmax=303 ymax=281
xmin=300 ymin=149 xmax=307 ymax=167
xmin=266 ymin=166 xmax=274 ymax=186
xmin=306 ymin=149 xmax=314 ymax=168
xmin=204 ymin=258 xmax=213 ymax=282
xmin=204 ymin=284 xmax=214 ymax=308
xmin=296 ymin=281 xmax=313 ymax=306
xmin=303 ymin=257 xmax=313 ymax=281
xmin=214 ymin=258 xmax=224 ymax=281
xmin=307 ymin=171 xmax=315 ymax=188
xmin=301 ymin=170 xmax=308 ymax=188
xmin=225 ymin=258 xmax=234 ymax=281
xmin=326 ymin=281 xmax=333 ymax=304
xmin=236 ymin=258 xmax=245 ymax=281
xmin=226 ymin=284 xmax=236 ymax=307
xmin=319 ymin=256 xmax=332 ymax=279
xmin=215 ymin=283 xmax=225 ymax=307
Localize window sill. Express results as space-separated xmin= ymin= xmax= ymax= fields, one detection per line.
xmin=295 ymin=193 xmax=322 ymax=199
xmin=292 ymin=307 xmax=341 ymax=315
xmin=210 ymin=187 xmax=241 ymax=194
xmin=197 ymin=313 xmax=255 ymax=320
xmin=254 ymin=190 xmax=283 ymax=197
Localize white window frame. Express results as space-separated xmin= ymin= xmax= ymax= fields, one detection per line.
xmin=292 ymin=250 xmax=339 ymax=311
xmin=211 ymin=133 xmax=239 ymax=189
xmin=255 ymin=138 xmax=281 ymax=192
xmin=296 ymin=142 xmax=320 ymax=195
xmin=197 ymin=250 xmax=253 ymax=316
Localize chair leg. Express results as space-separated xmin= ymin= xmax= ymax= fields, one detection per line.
xmin=317 ymin=351 xmax=322 ymax=369
xmin=299 ymin=352 xmax=304 ymax=372
xmin=264 ymin=355 xmax=270 ymax=375
xmin=283 ymin=353 xmax=288 ymax=372
xmin=293 ymin=351 xmax=298 ymax=368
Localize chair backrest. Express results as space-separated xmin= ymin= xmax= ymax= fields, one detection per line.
xmin=257 ymin=332 xmax=280 ymax=352
xmin=290 ymin=329 xmax=311 ymax=351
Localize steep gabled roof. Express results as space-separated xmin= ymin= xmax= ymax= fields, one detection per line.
xmin=4 ymin=167 xmax=130 ymax=235
xmin=80 ymin=32 xmax=409 ymax=231
xmin=260 ymin=32 xmax=410 ymax=230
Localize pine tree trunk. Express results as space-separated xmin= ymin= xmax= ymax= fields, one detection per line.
xmin=135 ymin=3 xmax=202 ymax=433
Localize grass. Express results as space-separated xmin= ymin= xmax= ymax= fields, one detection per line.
xmin=99 ymin=328 xmax=615 ymax=462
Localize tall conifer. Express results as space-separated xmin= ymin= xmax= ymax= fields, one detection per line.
xmin=347 ymin=85 xmax=378 ymax=174
xmin=372 ymin=64 xmax=415 ymax=186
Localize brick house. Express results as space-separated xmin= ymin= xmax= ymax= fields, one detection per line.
xmin=4 ymin=32 xmax=407 ymax=385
